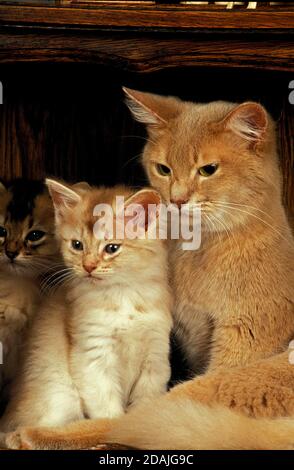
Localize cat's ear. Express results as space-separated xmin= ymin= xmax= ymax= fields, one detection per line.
xmin=73 ymin=181 xmax=91 ymax=193
xmin=123 ymin=87 xmax=183 ymax=127
xmin=123 ymin=188 xmax=161 ymax=234
xmin=46 ymin=179 xmax=81 ymax=221
xmin=222 ymin=102 xmax=268 ymax=148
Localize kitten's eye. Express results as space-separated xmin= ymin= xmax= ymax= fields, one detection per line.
xmin=198 ymin=164 xmax=218 ymax=177
xmin=156 ymin=164 xmax=171 ymax=177
xmin=72 ymin=240 xmax=83 ymax=251
xmin=26 ymin=230 xmax=45 ymax=242
xmin=0 ymin=226 xmax=7 ymax=238
xmin=104 ymin=244 xmax=121 ymax=255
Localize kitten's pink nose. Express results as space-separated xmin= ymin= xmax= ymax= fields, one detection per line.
xmin=170 ymin=198 xmax=189 ymax=208
xmin=83 ymin=262 xmax=97 ymax=274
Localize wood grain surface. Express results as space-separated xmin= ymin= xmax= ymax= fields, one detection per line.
xmin=0 ymin=32 xmax=294 ymax=72
xmin=1 ymin=4 xmax=294 ymax=30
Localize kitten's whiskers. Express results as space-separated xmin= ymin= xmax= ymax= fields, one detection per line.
xmin=41 ymin=267 xmax=74 ymax=294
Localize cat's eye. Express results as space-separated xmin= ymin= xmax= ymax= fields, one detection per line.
xmin=104 ymin=244 xmax=121 ymax=255
xmin=26 ymin=230 xmax=45 ymax=242
xmin=0 ymin=226 xmax=7 ymax=238
xmin=156 ymin=164 xmax=171 ymax=177
xmin=198 ymin=164 xmax=219 ymax=177
xmin=72 ymin=240 xmax=83 ymax=251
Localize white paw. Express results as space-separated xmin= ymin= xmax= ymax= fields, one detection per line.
xmin=4 ymin=428 xmax=35 ymax=450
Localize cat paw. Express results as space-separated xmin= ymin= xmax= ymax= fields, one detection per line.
xmin=5 ymin=428 xmax=37 ymax=450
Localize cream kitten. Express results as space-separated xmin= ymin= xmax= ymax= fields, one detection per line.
xmin=0 ymin=180 xmax=172 ymax=431
xmin=0 ymin=179 xmax=59 ymax=399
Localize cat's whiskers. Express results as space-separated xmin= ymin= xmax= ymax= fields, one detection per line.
xmin=91 ymin=270 xmax=114 ymax=278
xmin=208 ymin=211 xmax=240 ymax=251
xmin=41 ymin=264 xmax=69 ymax=277
xmin=122 ymin=152 xmax=143 ymax=169
xmin=70 ymin=267 xmax=114 ymax=280
xmin=211 ymin=204 xmax=280 ymax=252
xmin=43 ymin=270 xmax=73 ymax=289
xmin=41 ymin=268 xmax=74 ymax=294
xmin=52 ymin=272 xmax=76 ymax=290
xmin=212 ymin=201 xmax=290 ymax=245
xmin=211 ymin=200 xmax=276 ymax=223
xmin=41 ymin=267 xmax=72 ymax=286
xmin=17 ymin=258 xmax=64 ymax=278
xmin=44 ymin=272 xmax=76 ymax=296
xmin=41 ymin=263 xmax=70 ymax=277
xmin=202 ymin=213 xmax=222 ymax=245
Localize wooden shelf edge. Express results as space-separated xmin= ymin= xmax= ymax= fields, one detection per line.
xmin=0 ymin=33 xmax=293 ymax=72
xmin=1 ymin=5 xmax=294 ymax=30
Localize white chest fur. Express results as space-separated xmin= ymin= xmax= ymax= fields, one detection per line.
xmin=67 ymin=282 xmax=172 ymax=419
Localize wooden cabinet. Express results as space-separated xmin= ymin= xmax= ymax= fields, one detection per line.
xmin=0 ymin=1 xmax=293 ymax=224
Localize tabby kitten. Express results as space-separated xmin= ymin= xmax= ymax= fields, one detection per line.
xmin=0 ymin=179 xmax=59 ymax=398
xmin=0 ymin=180 xmax=172 ymax=431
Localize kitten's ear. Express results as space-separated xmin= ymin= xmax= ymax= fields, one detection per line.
xmin=124 ymin=188 xmax=161 ymax=233
xmin=222 ymin=102 xmax=268 ymax=148
xmin=123 ymin=87 xmax=183 ymax=127
xmin=46 ymin=179 xmax=81 ymax=220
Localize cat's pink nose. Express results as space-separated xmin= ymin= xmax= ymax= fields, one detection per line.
xmin=83 ymin=263 xmax=97 ymax=274
xmin=170 ymin=198 xmax=189 ymax=208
